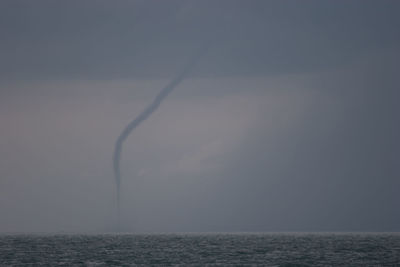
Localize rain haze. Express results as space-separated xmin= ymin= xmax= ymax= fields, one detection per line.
xmin=0 ymin=0 xmax=399 ymax=233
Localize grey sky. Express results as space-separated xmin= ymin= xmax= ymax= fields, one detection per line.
xmin=0 ymin=0 xmax=399 ymax=232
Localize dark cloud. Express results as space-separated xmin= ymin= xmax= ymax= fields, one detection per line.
xmin=1 ymin=0 xmax=399 ymax=81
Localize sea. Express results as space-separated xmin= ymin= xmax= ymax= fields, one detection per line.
xmin=1 ymin=233 xmax=399 ymax=266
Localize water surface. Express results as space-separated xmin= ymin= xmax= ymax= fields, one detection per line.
xmin=1 ymin=233 xmax=399 ymax=266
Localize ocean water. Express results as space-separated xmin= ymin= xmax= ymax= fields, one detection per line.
xmin=1 ymin=233 xmax=399 ymax=266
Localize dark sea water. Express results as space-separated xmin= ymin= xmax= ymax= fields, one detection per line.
xmin=1 ymin=233 xmax=399 ymax=266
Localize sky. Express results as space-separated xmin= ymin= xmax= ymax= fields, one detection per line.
xmin=0 ymin=0 xmax=399 ymax=233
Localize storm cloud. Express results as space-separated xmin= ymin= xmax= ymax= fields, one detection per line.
xmin=0 ymin=0 xmax=399 ymax=233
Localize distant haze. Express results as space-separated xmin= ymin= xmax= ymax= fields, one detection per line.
xmin=0 ymin=0 xmax=399 ymax=233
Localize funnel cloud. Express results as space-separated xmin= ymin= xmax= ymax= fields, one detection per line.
xmin=113 ymin=45 xmax=208 ymax=216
